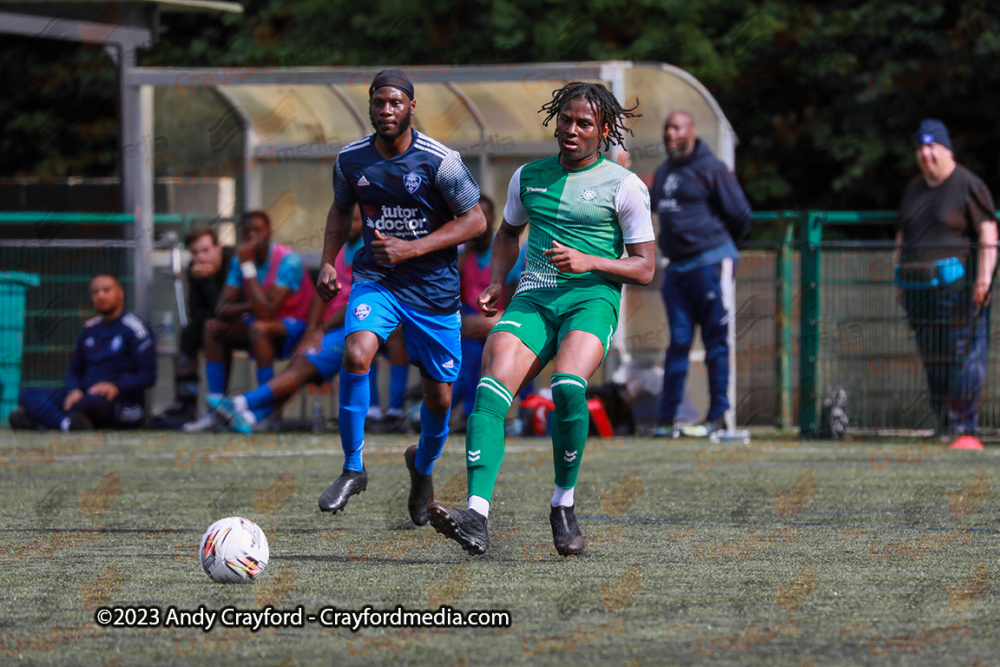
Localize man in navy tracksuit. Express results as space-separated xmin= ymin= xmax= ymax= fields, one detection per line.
xmin=652 ymin=111 xmax=752 ymax=437
xmin=11 ymin=274 xmax=156 ymax=431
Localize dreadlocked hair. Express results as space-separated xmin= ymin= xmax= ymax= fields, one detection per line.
xmin=539 ymin=81 xmax=641 ymax=152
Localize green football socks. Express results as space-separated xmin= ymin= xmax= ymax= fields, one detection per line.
xmin=466 ymin=376 xmax=513 ymax=504
xmin=550 ymin=373 xmax=589 ymax=490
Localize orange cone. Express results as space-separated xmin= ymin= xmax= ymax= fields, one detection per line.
xmin=950 ymin=435 xmax=984 ymax=450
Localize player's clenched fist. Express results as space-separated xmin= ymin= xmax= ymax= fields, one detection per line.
xmin=371 ymin=229 xmax=413 ymax=264
xmin=477 ymin=283 xmax=504 ymax=317
xmin=316 ymin=263 xmax=341 ymax=302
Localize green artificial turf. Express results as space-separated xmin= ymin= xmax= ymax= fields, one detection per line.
xmin=0 ymin=428 xmax=995 ymax=666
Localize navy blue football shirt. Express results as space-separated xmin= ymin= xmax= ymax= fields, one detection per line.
xmin=67 ymin=312 xmax=157 ymax=403
xmin=333 ymin=130 xmax=480 ymax=314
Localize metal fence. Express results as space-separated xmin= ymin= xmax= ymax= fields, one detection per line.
xmin=0 ymin=212 xmax=227 ymax=390
xmin=2 ymin=209 xmax=997 ymax=436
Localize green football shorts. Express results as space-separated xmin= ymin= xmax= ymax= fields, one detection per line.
xmin=490 ymin=286 xmax=620 ymax=366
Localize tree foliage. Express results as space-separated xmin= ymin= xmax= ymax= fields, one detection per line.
xmin=2 ymin=0 xmax=999 ymax=214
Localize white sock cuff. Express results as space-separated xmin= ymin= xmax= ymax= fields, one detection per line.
xmin=468 ymin=495 xmax=490 ymax=517
xmin=233 ymin=395 xmax=249 ymax=412
xmin=551 ymin=485 xmax=575 ymax=508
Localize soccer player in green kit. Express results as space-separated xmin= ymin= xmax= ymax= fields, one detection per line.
xmin=429 ymin=82 xmax=656 ymax=556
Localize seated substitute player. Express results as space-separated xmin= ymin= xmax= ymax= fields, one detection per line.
xmin=11 ymin=274 xmax=156 ymax=431
xmin=314 ymin=69 xmax=486 ymax=525
xmin=153 ymin=225 xmax=233 ymax=428
xmin=210 ymin=205 xmax=365 ymax=432
xmin=184 ymin=210 xmax=315 ymax=431
xmin=428 ymin=82 xmax=655 ymax=556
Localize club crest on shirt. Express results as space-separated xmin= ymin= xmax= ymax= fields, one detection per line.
xmin=353 ymin=304 xmax=371 ymax=321
xmin=404 ymin=171 xmax=422 ymax=194
xmin=111 ymin=335 xmax=122 ymax=352
xmin=580 ymin=188 xmax=598 ymax=202
xmin=85 ymin=337 xmax=95 ymax=348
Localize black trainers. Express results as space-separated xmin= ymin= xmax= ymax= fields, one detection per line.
xmin=427 ymin=502 xmax=489 ymax=555
xmin=404 ymin=445 xmax=433 ymax=526
xmin=318 ymin=469 xmax=368 ymax=513
xmin=383 ymin=413 xmax=410 ymax=434
xmin=8 ymin=408 xmax=38 ymax=430
xmin=152 ymin=400 xmax=196 ymax=429
xmin=550 ymin=504 xmax=585 ymax=556
xmin=67 ymin=412 xmax=94 ymax=431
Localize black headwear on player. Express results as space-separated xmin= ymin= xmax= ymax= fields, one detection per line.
xmin=539 ymin=81 xmax=641 ymax=152
xmin=369 ymin=69 xmax=415 ymax=101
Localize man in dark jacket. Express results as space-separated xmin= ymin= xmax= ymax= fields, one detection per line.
xmin=153 ymin=226 xmax=233 ymax=428
xmin=651 ymin=111 xmax=752 ymax=437
xmin=11 ymin=274 xmax=156 ymax=431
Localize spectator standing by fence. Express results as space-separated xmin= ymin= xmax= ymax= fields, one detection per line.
xmin=895 ymin=118 xmax=997 ymax=438
xmin=652 ymin=111 xmax=752 ymax=438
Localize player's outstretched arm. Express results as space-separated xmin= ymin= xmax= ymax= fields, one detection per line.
xmin=479 ymin=219 xmax=524 ymax=316
xmin=317 ymin=202 xmax=352 ymax=301
xmin=543 ymin=240 xmax=656 ymax=286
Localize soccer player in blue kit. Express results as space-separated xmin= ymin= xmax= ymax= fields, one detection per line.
xmin=315 ymin=69 xmax=486 ymax=525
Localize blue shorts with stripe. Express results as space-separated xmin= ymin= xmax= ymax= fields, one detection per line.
xmin=346 ymin=282 xmax=461 ymax=383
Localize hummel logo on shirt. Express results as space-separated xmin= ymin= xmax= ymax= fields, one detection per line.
xmin=526 ymin=187 xmax=547 ymax=193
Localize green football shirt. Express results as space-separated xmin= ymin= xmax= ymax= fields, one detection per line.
xmin=503 ymin=155 xmax=654 ymax=298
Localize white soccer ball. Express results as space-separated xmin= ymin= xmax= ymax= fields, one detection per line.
xmin=199 ymin=517 xmax=269 ymax=583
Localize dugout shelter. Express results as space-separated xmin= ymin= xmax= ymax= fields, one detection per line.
xmin=142 ymin=61 xmax=738 ymax=416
